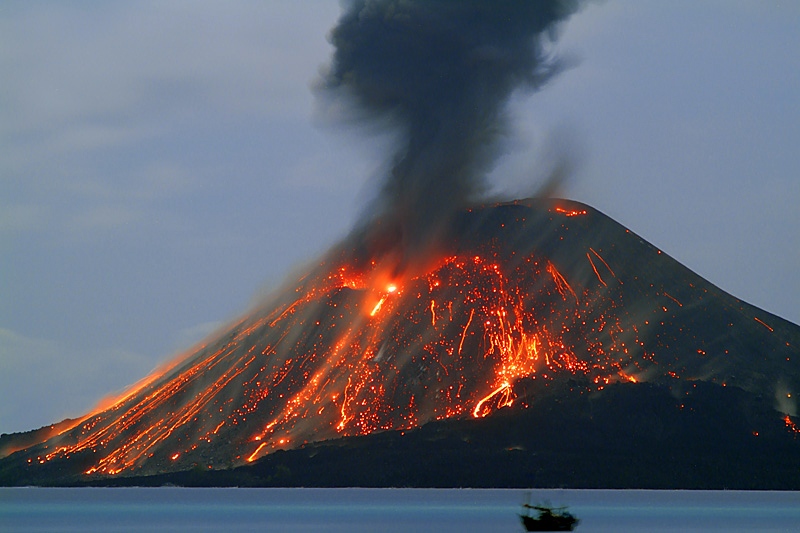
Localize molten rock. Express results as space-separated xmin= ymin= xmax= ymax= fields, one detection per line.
xmin=1 ymin=199 xmax=798 ymax=482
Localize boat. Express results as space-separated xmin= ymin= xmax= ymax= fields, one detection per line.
xmin=519 ymin=498 xmax=579 ymax=531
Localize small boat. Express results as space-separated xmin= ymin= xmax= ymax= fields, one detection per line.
xmin=519 ymin=497 xmax=579 ymax=531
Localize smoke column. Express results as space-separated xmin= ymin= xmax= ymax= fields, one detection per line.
xmin=320 ymin=0 xmax=583 ymax=261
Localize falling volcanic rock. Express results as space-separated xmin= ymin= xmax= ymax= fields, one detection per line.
xmin=2 ymin=199 xmax=799 ymax=483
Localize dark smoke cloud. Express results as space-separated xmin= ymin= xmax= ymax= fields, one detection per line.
xmin=319 ymin=0 xmax=583 ymax=260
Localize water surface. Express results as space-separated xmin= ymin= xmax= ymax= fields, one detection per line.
xmin=2 ymin=487 xmax=799 ymax=532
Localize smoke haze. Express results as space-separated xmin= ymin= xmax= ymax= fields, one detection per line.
xmin=319 ymin=0 xmax=583 ymax=260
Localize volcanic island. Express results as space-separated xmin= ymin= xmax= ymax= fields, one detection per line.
xmin=2 ymin=0 xmax=798 ymax=488
xmin=2 ymin=198 xmax=799 ymax=488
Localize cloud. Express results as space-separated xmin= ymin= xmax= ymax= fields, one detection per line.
xmin=0 ymin=1 xmax=334 ymax=176
xmin=63 ymin=205 xmax=144 ymax=237
xmin=0 ymin=2 xmax=335 ymax=135
xmin=0 ymin=2 xmax=343 ymax=246
xmin=0 ymin=204 xmax=48 ymax=235
xmin=2 ymin=159 xmax=201 ymax=243
xmin=0 ymin=328 xmax=157 ymax=435
xmin=60 ymin=160 xmax=199 ymax=203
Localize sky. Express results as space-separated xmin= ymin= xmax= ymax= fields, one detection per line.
xmin=2 ymin=1 xmax=799 ymax=435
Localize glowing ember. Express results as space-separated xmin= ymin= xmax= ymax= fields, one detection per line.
xmin=33 ymin=236 xmax=642 ymax=472
xmin=473 ymin=381 xmax=514 ymax=418
xmin=10 ymin=200 xmax=797 ymax=478
xmin=755 ymin=317 xmax=775 ymax=332
xmin=555 ymin=206 xmax=588 ymax=217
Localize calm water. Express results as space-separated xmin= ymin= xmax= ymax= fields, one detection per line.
xmin=2 ymin=487 xmax=799 ymax=532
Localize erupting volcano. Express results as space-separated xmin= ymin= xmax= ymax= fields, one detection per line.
xmin=3 ymin=198 xmax=798 ymax=482
xmin=2 ymin=0 xmax=799 ymax=486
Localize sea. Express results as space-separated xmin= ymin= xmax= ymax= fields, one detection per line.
xmin=2 ymin=487 xmax=799 ymax=532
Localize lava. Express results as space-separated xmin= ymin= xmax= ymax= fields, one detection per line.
xmin=755 ymin=317 xmax=775 ymax=332
xmin=785 ymin=415 xmax=800 ymax=434
xmin=30 ymin=221 xmax=644 ymax=473
xmin=9 ymin=200 xmax=798 ymax=479
xmin=555 ymin=206 xmax=588 ymax=217
xmin=473 ymin=381 xmax=514 ymax=418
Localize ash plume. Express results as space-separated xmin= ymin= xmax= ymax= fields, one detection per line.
xmin=319 ymin=0 xmax=583 ymax=260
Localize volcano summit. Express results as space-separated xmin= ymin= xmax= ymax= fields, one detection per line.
xmin=2 ymin=198 xmax=798 ymax=485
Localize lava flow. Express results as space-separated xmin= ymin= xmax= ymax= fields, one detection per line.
xmin=6 ymin=199 xmax=798 ymax=478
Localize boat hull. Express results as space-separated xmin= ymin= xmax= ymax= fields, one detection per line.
xmin=520 ymin=513 xmax=578 ymax=531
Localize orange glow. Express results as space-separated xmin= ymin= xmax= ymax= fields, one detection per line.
xmin=617 ymin=371 xmax=638 ymax=383
xmin=754 ymin=317 xmax=774 ymax=332
xmin=473 ymin=382 xmax=514 ymax=418
xmin=247 ymin=442 xmax=268 ymax=462
xmin=547 ymin=262 xmax=577 ymax=303
xmin=586 ymin=252 xmax=607 ymax=287
xmin=554 ymin=206 xmax=587 ymax=217
xmin=28 ymin=229 xmax=661 ymax=474
xmin=370 ymin=296 xmax=388 ymax=316
xmin=458 ymin=308 xmax=475 ymax=356
xmin=369 ymin=282 xmax=400 ymax=316
xmin=589 ymin=248 xmax=617 ymax=279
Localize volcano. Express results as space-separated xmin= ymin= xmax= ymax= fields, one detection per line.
xmin=2 ymin=198 xmax=798 ymax=486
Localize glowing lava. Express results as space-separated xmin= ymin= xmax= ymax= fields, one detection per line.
xmin=8 ymin=200 xmax=797 ymax=478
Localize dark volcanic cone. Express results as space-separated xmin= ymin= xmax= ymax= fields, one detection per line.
xmin=2 ymin=199 xmax=798 ymax=483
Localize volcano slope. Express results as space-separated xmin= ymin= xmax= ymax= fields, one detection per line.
xmin=2 ymin=198 xmax=799 ymax=487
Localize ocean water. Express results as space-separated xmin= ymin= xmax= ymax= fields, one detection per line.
xmin=2 ymin=487 xmax=799 ymax=532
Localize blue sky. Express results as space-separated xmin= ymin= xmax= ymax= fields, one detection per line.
xmin=2 ymin=1 xmax=799 ymax=435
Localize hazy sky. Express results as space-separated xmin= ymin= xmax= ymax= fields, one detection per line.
xmin=2 ymin=1 xmax=799 ymax=435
